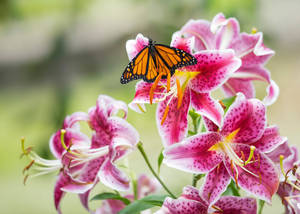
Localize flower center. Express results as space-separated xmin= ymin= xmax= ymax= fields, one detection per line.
xmin=150 ymin=70 xmax=200 ymax=125
xmin=209 ymin=129 xmax=259 ymax=186
xmin=21 ymin=130 xmax=110 ymax=184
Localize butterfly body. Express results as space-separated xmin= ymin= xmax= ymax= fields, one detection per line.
xmin=120 ymin=38 xmax=197 ymax=84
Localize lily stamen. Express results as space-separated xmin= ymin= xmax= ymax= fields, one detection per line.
xmin=231 ymin=160 xmax=239 ymax=188
xmin=284 ymin=195 xmax=300 ymax=211
xmin=161 ymin=105 xmax=169 ymax=125
xmin=150 ymin=73 xmax=164 ymax=105
xmin=176 ymin=78 xmax=183 ymax=109
xmin=211 ymin=205 xmax=223 ymax=212
xmin=280 ymin=155 xmax=300 ymax=192
xmin=240 ymin=151 xmax=245 ymax=162
xmin=23 ymin=160 xmax=35 ymax=174
xmin=244 ymin=146 xmax=256 ymax=166
xmin=60 ymin=129 xmax=82 ymax=157
xmin=167 ymin=72 xmax=171 ymax=92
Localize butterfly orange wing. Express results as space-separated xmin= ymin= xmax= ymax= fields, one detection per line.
xmin=120 ymin=47 xmax=149 ymax=84
xmin=120 ymin=43 xmax=197 ymax=84
xmin=153 ymin=44 xmax=196 ymax=79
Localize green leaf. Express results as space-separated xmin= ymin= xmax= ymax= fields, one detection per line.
xmin=91 ymin=192 xmax=131 ymax=205
xmin=118 ymin=194 xmax=168 ymax=214
xmin=188 ymin=109 xmax=200 ymax=120
xmin=157 ymin=149 xmax=164 ymax=175
xmin=258 ymin=200 xmax=265 ymax=214
xmin=222 ymin=180 xmax=240 ymax=196
xmin=188 ymin=130 xmax=196 ymax=136
xmin=220 ymin=96 xmax=236 ymax=113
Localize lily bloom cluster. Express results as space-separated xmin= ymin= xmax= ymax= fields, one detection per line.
xmin=22 ymin=13 xmax=299 ymax=214
xmin=22 ymin=95 xmax=140 ymax=213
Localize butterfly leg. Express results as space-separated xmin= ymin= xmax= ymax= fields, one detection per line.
xmin=149 ymin=73 xmax=163 ymax=105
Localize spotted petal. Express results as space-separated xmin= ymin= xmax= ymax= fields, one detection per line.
xmin=128 ymin=81 xmax=166 ymax=113
xmin=228 ymin=66 xmax=279 ymax=105
xmin=156 ymin=186 xmax=207 ymax=214
xmin=189 ymin=50 xmax=241 ymax=93
xmin=200 ymin=163 xmax=231 ymax=206
xmin=178 ymin=19 xmax=215 ymax=50
xmin=54 ymin=173 xmax=71 ymax=214
xmin=157 ymin=196 xmax=207 ymax=214
xmin=222 ymin=78 xmax=255 ymax=99
xmin=50 ymin=128 xmax=90 ymax=159
xmin=89 ymin=95 xmax=128 ymax=132
xmin=224 ymin=143 xmax=279 ymax=203
xmin=190 ymin=91 xmax=224 ymax=127
xmin=163 ymin=132 xmax=223 ymax=173
xmin=157 ymin=89 xmax=191 ymax=146
xmin=212 ymin=196 xmax=257 ymax=214
xmin=251 ymin=125 xmax=287 ymax=153
xmin=98 ymin=156 xmax=130 ymax=191
xmin=221 ymin=93 xmax=266 ymax=144
xmin=79 ymin=190 xmax=92 ymax=212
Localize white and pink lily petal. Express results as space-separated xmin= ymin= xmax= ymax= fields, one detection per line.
xmin=137 ymin=174 xmax=160 ymax=198
xmin=164 ymin=93 xmax=279 ymax=202
xmin=88 ymin=95 xmax=128 ymax=133
xmin=155 ymin=185 xmax=257 ymax=214
xmin=126 ymin=33 xmax=149 ymax=61
xmin=176 ymin=13 xmax=278 ymax=105
xmin=129 ymin=38 xmax=241 ymax=146
xmin=50 ymin=112 xmax=90 ymax=159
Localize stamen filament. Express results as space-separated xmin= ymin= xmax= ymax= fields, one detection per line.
xmin=241 ymin=151 xmax=245 ymax=162
xmin=167 ymin=72 xmax=171 ymax=92
xmin=161 ymin=105 xmax=169 ymax=125
xmin=176 ymin=78 xmax=183 ymax=109
xmin=211 ymin=205 xmax=223 ymax=212
xmin=280 ymin=155 xmax=287 ymax=177
xmin=136 ymin=104 xmax=146 ymax=113
xmin=150 ymin=73 xmax=163 ymax=105
xmin=60 ymin=129 xmax=81 ymax=157
xmin=244 ymin=146 xmax=256 ymax=165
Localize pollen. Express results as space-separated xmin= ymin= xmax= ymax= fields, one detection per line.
xmin=251 ymin=27 xmax=258 ymax=34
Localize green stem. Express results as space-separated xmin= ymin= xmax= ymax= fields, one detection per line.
xmin=137 ymin=142 xmax=176 ymax=199
xmin=192 ymin=174 xmax=204 ymax=187
xmin=258 ymin=200 xmax=265 ymax=214
xmin=192 ymin=117 xmax=198 ymax=133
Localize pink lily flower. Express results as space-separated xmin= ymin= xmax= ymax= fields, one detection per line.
xmin=128 ymin=33 xmax=241 ymax=146
xmin=95 ymin=174 xmax=159 ymax=214
xmin=22 ymin=95 xmax=139 ymax=214
xmin=175 ymin=13 xmax=278 ymax=105
xmin=155 ymin=185 xmax=257 ymax=214
xmin=163 ymin=93 xmax=279 ymax=204
xmin=274 ymin=145 xmax=300 ymax=213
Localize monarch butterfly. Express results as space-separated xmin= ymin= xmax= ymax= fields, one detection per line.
xmin=120 ymin=38 xmax=197 ymax=84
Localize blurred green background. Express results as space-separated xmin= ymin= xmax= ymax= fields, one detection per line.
xmin=1 ymin=0 xmax=300 ymax=213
